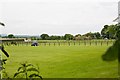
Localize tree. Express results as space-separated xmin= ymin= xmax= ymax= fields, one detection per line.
xmin=75 ymin=34 xmax=81 ymax=37
xmin=108 ymin=25 xmax=118 ymax=39
xmin=93 ymin=32 xmax=101 ymax=39
xmin=102 ymin=24 xmax=120 ymax=63
xmin=8 ymin=34 xmax=15 ymax=38
xmin=101 ymin=25 xmax=117 ymax=39
xmin=83 ymin=32 xmax=94 ymax=39
xmin=40 ymin=34 xmax=49 ymax=40
xmin=101 ymin=25 xmax=109 ymax=39
xmin=64 ymin=34 xmax=74 ymax=40
xmin=75 ymin=34 xmax=81 ymax=40
xmin=49 ymin=35 xmax=61 ymax=40
xmin=101 ymin=24 xmax=120 ymax=79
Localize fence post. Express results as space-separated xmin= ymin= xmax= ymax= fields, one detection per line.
xmin=44 ymin=43 xmax=46 ymax=46
xmin=68 ymin=42 xmax=70 ymax=46
xmin=107 ymin=41 xmax=108 ymax=46
xmin=84 ymin=41 xmax=86 ymax=46
xmin=64 ymin=42 xmax=65 ymax=45
xmin=58 ymin=42 xmax=60 ymax=46
xmin=74 ymin=42 xmax=75 ymax=45
xmin=79 ymin=41 xmax=80 ymax=45
xmin=39 ymin=42 xmax=41 ymax=45
xmin=95 ymin=41 xmax=97 ymax=46
xmin=49 ymin=43 xmax=50 ymax=46
xmin=101 ymin=41 xmax=102 ymax=46
xmin=90 ymin=41 xmax=91 ymax=46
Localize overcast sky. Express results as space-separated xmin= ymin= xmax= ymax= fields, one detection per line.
xmin=0 ymin=0 xmax=119 ymax=36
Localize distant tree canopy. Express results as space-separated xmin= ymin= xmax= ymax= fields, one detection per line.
xmin=83 ymin=32 xmax=101 ymax=39
xmin=49 ymin=35 xmax=62 ymax=40
xmin=40 ymin=34 xmax=49 ymax=40
xmin=101 ymin=24 xmax=118 ymax=39
xmin=64 ymin=34 xmax=74 ymax=40
xmin=38 ymin=32 xmax=101 ymax=40
xmin=8 ymin=34 xmax=15 ymax=38
xmin=2 ymin=24 xmax=118 ymax=40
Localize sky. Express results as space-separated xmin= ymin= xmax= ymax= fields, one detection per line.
xmin=0 ymin=0 xmax=119 ymax=36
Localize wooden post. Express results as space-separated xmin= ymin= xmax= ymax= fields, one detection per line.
xmin=79 ymin=41 xmax=80 ymax=45
xmin=44 ymin=43 xmax=46 ymax=46
xmin=74 ymin=42 xmax=75 ymax=45
xmin=95 ymin=41 xmax=97 ymax=46
xmin=90 ymin=41 xmax=91 ymax=46
xmin=68 ymin=42 xmax=70 ymax=46
xmin=84 ymin=41 xmax=86 ymax=46
xmin=107 ymin=41 xmax=108 ymax=46
xmin=101 ymin=41 xmax=102 ymax=46
xmin=58 ymin=42 xmax=60 ymax=46
xmin=49 ymin=43 xmax=50 ymax=46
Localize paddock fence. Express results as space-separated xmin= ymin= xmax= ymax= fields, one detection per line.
xmin=1 ymin=40 xmax=115 ymax=46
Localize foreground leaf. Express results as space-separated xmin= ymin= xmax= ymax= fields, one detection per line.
xmin=14 ymin=71 xmax=24 ymax=77
xmin=102 ymin=40 xmax=119 ymax=61
xmin=27 ymin=68 xmax=39 ymax=73
xmin=29 ymin=73 xmax=42 ymax=79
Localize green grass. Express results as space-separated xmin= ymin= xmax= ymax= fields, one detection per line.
xmin=1 ymin=44 xmax=118 ymax=78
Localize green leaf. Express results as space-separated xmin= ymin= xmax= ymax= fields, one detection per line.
xmin=14 ymin=71 xmax=24 ymax=77
xmin=2 ymin=59 xmax=7 ymax=62
xmin=14 ymin=73 xmax=19 ymax=78
xmin=29 ymin=73 xmax=42 ymax=79
xmin=17 ymin=67 xmax=23 ymax=71
xmin=26 ymin=64 xmax=33 ymax=67
xmin=2 ymin=59 xmax=7 ymax=64
xmin=21 ymin=63 xmax=26 ymax=67
xmin=27 ymin=68 xmax=39 ymax=73
xmin=102 ymin=40 xmax=119 ymax=61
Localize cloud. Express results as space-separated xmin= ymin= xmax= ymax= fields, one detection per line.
xmin=1 ymin=0 xmax=118 ymax=35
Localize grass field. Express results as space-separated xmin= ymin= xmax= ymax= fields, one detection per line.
xmin=1 ymin=44 xmax=118 ymax=78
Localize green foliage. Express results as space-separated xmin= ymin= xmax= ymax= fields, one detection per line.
xmin=0 ymin=59 xmax=7 ymax=70
xmin=0 ymin=59 xmax=11 ymax=79
xmin=8 ymin=34 xmax=15 ymax=38
xmin=2 ymin=70 xmax=10 ymax=79
xmin=102 ymin=25 xmax=120 ymax=62
xmin=94 ymin=32 xmax=101 ymax=39
xmin=40 ymin=34 xmax=49 ymax=40
xmin=1 ymin=59 xmax=7 ymax=65
xmin=101 ymin=24 xmax=118 ymax=39
xmin=0 ymin=59 xmax=42 ymax=79
xmin=83 ymin=32 xmax=101 ymax=39
xmin=14 ymin=62 xmax=42 ymax=79
xmin=64 ymin=34 xmax=74 ymax=40
xmin=49 ymin=35 xmax=62 ymax=40
xmin=102 ymin=40 xmax=119 ymax=61
xmin=29 ymin=73 xmax=42 ymax=79
xmin=101 ymin=24 xmax=120 ymax=79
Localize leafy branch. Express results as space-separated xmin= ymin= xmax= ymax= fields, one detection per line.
xmin=14 ymin=62 xmax=42 ymax=80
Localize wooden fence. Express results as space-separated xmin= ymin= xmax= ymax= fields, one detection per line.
xmin=1 ymin=40 xmax=115 ymax=46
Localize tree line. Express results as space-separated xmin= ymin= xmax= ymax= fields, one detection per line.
xmin=1 ymin=24 xmax=118 ymax=40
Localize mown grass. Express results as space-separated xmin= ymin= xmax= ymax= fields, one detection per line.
xmin=1 ymin=44 xmax=118 ymax=78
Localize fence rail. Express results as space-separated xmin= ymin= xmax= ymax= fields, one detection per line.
xmin=1 ymin=40 xmax=115 ymax=46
